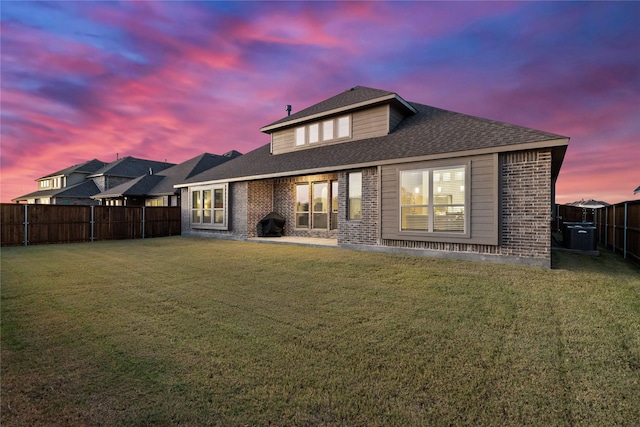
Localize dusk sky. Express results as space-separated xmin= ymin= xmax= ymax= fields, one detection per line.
xmin=1 ymin=1 xmax=638 ymax=204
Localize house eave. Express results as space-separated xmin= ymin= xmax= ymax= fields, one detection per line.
xmin=259 ymin=94 xmax=417 ymax=133
xmin=175 ymin=137 xmax=569 ymax=188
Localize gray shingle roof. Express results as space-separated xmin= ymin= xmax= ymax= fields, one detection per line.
xmin=93 ymin=151 xmax=242 ymax=198
xmin=40 ymin=159 xmax=106 ymax=179
xmin=13 ymin=179 xmax=100 ymax=201
xmin=92 ymin=174 xmax=166 ymax=199
xmin=89 ymin=156 xmax=175 ymax=178
xmin=181 ymin=100 xmax=568 ymax=186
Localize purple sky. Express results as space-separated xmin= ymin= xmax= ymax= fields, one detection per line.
xmin=1 ymin=1 xmax=638 ymax=204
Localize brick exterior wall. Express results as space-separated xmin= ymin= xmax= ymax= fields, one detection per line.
xmin=499 ymin=149 xmax=552 ymax=262
xmin=337 ymin=167 xmax=379 ymax=246
xmin=247 ymin=180 xmax=273 ymax=238
xmin=181 ymin=149 xmax=553 ymax=267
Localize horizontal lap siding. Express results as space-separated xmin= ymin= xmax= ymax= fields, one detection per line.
xmin=271 ymin=130 xmax=295 ymax=155
xmin=352 ymin=105 xmax=388 ymax=140
xmin=270 ymin=105 xmax=390 ymax=155
xmin=381 ymin=153 xmax=497 ymax=245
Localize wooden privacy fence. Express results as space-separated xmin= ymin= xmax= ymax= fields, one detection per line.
xmin=595 ymin=200 xmax=640 ymax=265
xmin=557 ymin=201 xmax=639 ymax=265
xmin=1 ymin=204 xmax=181 ymax=246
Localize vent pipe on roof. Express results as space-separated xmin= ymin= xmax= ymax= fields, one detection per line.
xmin=285 ymin=105 xmax=292 ymax=116
xmin=149 ymin=168 xmax=153 ymax=175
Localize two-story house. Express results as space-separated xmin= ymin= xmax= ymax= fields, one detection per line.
xmin=12 ymin=159 xmax=106 ymax=205
xmin=91 ymin=151 xmax=241 ymax=206
xmin=176 ymin=86 xmax=569 ymax=267
xmin=13 ymin=156 xmax=175 ymax=205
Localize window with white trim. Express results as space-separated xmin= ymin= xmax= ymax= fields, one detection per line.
xmin=400 ymin=166 xmax=466 ymax=233
xmin=309 ymin=123 xmax=319 ymax=143
xmin=293 ymin=115 xmax=351 ymax=147
xmin=323 ymin=120 xmax=334 ymax=141
xmin=295 ymin=127 xmax=305 ymax=146
xmin=338 ymin=116 xmax=350 ymax=138
xmin=191 ymin=184 xmax=228 ymax=229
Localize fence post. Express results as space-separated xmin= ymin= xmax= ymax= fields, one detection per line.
xmin=604 ymin=206 xmax=609 ymax=248
xmin=142 ymin=206 xmax=145 ymax=239
xmin=624 ymin=202 xmax=628 ymax=259
xmin=613 ymin=205 xmax=616 ymax=253
xmin=90 ymin=205 xmax=95 ymax=242
xmin=23 ymin=204 xmax=28 ymax=247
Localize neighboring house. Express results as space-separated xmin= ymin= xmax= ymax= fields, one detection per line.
xmin=13 ymin=156 xmax=175 ymax=205
xmin=175 ymin=86 xmax=569 ymax=267
xmin=92 ymin=151 xmax=241 ymax=206
xmin=12 ymin=159 xmax=106 ymax=205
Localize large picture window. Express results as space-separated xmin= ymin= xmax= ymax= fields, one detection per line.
xmin=191 ymin=184 xmax=228 ymax=229
xmin=400 ymin=166 xmax=466 ymax=233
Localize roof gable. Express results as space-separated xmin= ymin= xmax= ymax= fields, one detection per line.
xmin=260 ymin=86 xmax=416 ymax=132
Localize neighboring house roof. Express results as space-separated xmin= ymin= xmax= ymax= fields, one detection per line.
xmin=567 ymin=199 xmax=610 ymax=208
xmin=634 ymin=185 xmax=640 ymax=195
xmin=179 ymin=95 xmax=568 ymax=187
xmin=13 ymin=179 xmax=100 ymax=201
xmin=39 ymin=158 xmax=106 ymax=179
xmin=88 ymin=156 xmax=175 ymax=178
xmin=261 ymin=86 xmax=417 ymax=131
xmin=93 ymin=151 xmax=242 ymax=199
xmin=92 ymin=174 xmax=166 ymax=199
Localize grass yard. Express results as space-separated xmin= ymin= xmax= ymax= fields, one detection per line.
xmin=1 ymin=237 xmax=639 ymax=426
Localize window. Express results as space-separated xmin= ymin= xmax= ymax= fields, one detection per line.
xmin=295 ymin=127 xmax=305 ymax=146
xmin=331 ymin=180 xmax=338 ymax=229
xmin=295 ymin=183 xmax=310 ymax=228
xmin=312 ymin=182 xmax=328 ymax=229
xmin=348 ymin=172 xmax=362 ymax=220
xmin=309 ymin=124 xmax=319 ymax=143
xmin=338 ymin=116 xmax=350 ymax=138
xmin=294 ymin=116 xmax=351 ymax=147
xmin=400 ymin=166 xmax=466 ymax=233
xmin=323 ymin=120 xmax=334 ymax=141
xmin=191 ymin=184 xmax=228 ymax=229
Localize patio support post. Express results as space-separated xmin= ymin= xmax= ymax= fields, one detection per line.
xmin=142 ymin=206 xmax=145 ymax=239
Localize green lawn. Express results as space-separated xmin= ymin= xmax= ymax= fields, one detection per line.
xmin=1 ymin=237 xmax=639 ymax=426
